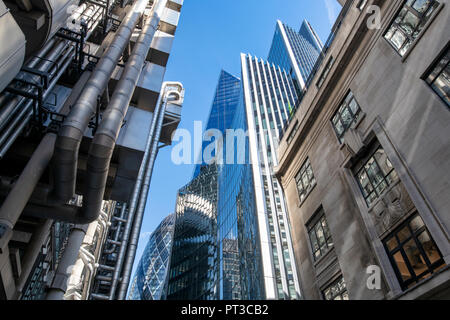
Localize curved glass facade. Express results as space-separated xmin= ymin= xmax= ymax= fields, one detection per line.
xmin=128 ymin=214 xmax=175 ymax=300
xmin=167 ymin=165 xmax=220 ymax=300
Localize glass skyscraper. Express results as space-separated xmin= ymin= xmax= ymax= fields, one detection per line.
xmin=128 ymin=214 xmax=175 ymax=300
xmin=268 ymin=19 xmax=323 ymax=94
xmin=217 ymin=88 xmax=265 ymax=300
xmin=167 ymin=70 xmax=265 ymax=300
xmin=193 ymin=70 xmax=241 ymax=178
xmin=166 ymin=164 xmax=220 ymax=300
xmin=240 ymin=53 xmax=302 ymax=300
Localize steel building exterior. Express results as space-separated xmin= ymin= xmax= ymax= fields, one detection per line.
xmin=127 ymin=213 xmax=175 ymax=300
xmin=0 ymin=0 xmax=185 ymax=300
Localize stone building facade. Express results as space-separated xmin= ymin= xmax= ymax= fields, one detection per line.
xmin=275 ymin=0 xmax=450 ymax=300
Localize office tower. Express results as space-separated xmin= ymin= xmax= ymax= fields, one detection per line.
xmin=268 ymin=19 xmax=323 ymax=95
xmin=240 ymin=53 xmax=302 ymax=300
xmin=193 ymin=70 xmax=241 ymax=178
xmin=167 ymin=164 xmax=220 ymax=300
xmin=275 ymin=0 xmax=450 ymax=299
xmin=0 ymin=0 xmax=184 ymax=300
xmin=128 ymin=214 xmax=175 ymax=300
xmin=217 ymin=90 xmax=265 ymax=300
xmin=167 ymin=70 xmax=265 ymax=300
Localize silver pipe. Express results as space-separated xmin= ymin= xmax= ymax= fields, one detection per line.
xmin=82 ymin=0 xmax=165 ymax=228
xmin=106 ymin=81 xmax=167 ymax=300
xmin=0 ymin=48 xmax=75 ymax=158
xmin=103 ymin=204 xmax=127 ymax=254
xmin=0 ymin=134 xmax=57 ymax=234
xmin=0 ymin=44 xmax=74 ymax=150
xmin=46 ymin=224 xmax=89 ymax=300
xmin=0 ymin=1 xmax=100 ymax=133
xmin=51 ymin=0 xmax=152 ymax=205
xmin=0 ymin=40 xmax=68 ymax=133
xmin=117 ymin=83 xmax=184 ymax=300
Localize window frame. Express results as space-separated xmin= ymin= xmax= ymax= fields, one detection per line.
xmin=316 ymin=56 xmax=335 ymax=89
xmin=331 ymin=91 xmax=362 ymax=143
xmin=422 ymin=41 xmax=450 ymax=108
xmin=295 ymin=157 xmax=317 ymax=204
xmin=306 ymin=207 xmax=333 ymax=262
xmin=353 ymin=141 xmax=399 ymax=207
xmin=383 ymin=0 xmax=441 ymax=57
xmin=286 ymin=120 xmax=300 ymax=145
xmin=321 ymin=275 xmax=349 ymax=300
xmin=383 ymin=212 xmax=445 ymax=290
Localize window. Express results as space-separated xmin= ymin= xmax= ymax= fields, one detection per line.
xmin=331 ymin=91 xmax=362 ymax=143
xmin=384 ymin=0 xmax=440 ymax=56
xmin=316 ymin=56 xmax=334 ymax=88
xmin=307 ymin=209 xmax=333 ymax=261
xmin=295 ymin=158 xmax=316 ymax=203
xmin=357 ymin=0 xmax=368 ymax=10
xmin=354 ymin=143 xmax=399 ymax=206
xmin=423 ymin=43 xmax=450 ymax=107
xmin=384 ymin=213 xmax=445 ymax=290
xmin=286 ymin=121 xmax=299 ymax=145
xmin=322 ymin=276 xmax=349 ymax=300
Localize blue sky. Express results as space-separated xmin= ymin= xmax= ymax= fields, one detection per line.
xmin=130 ymin=0 xmax=342 ymax=280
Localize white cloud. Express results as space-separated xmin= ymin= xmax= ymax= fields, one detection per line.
xmin=324 ymin=0 xmax=339 ymax=25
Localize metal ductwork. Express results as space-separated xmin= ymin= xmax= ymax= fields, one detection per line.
xmin=0 ymin=0 xmax=26 ymax=93
xmin=4 ymin=0 xmax=80 ymax=58
xmin=82 ymin=0 xmax=167 ymax=229
xmin=51 ymin=0 xmax=151 ymax=206
xmin=0 ymin=2 xmax=104 ymax=250
xmin=116 ymin=81 xmax=184 ymax=299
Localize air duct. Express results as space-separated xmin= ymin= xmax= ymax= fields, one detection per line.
xmin=116 ymin=82 xmax=183 ymax=300
xmin=0 ymin=0 xmax=26 ymax=93
xmin=51 ymin=0 xmax=152 ymax=206
xmin=81 ymin=0 xmax=167 ymax=227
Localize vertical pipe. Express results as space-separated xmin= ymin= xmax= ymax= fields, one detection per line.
xmin=45 ymin=224 xmax=89 ymax=300
xmin=117 ymin=85 xmax=183 ymax=299
xmin=107 ymin=88 xmax=165 ymax=299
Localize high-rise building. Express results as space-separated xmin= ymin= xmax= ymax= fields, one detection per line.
xmin=128 ymin=214 xmax=175 ymax=300
xmin=167 ymin=70 xmax=266 ymax=300
xmin=275 ymin=0 xmax=450 ymax=300
xmin=240 ymin=54 xmax=302 ymax=300
xmin=0 ymin=0 xmax=185 ymax=300
xmin=216 ymin=87 xmax=265 ymax=300
xmin=193 ymin=70 xmax=241 ymax=178
xmin=268 ymin=20 xmax=323 ymax=95
xmin=167 ymin=164 xmax=220 ymax=300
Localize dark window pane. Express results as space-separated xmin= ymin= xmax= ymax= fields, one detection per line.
xmin=417 ymin=231 xmax=441 ymax=264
